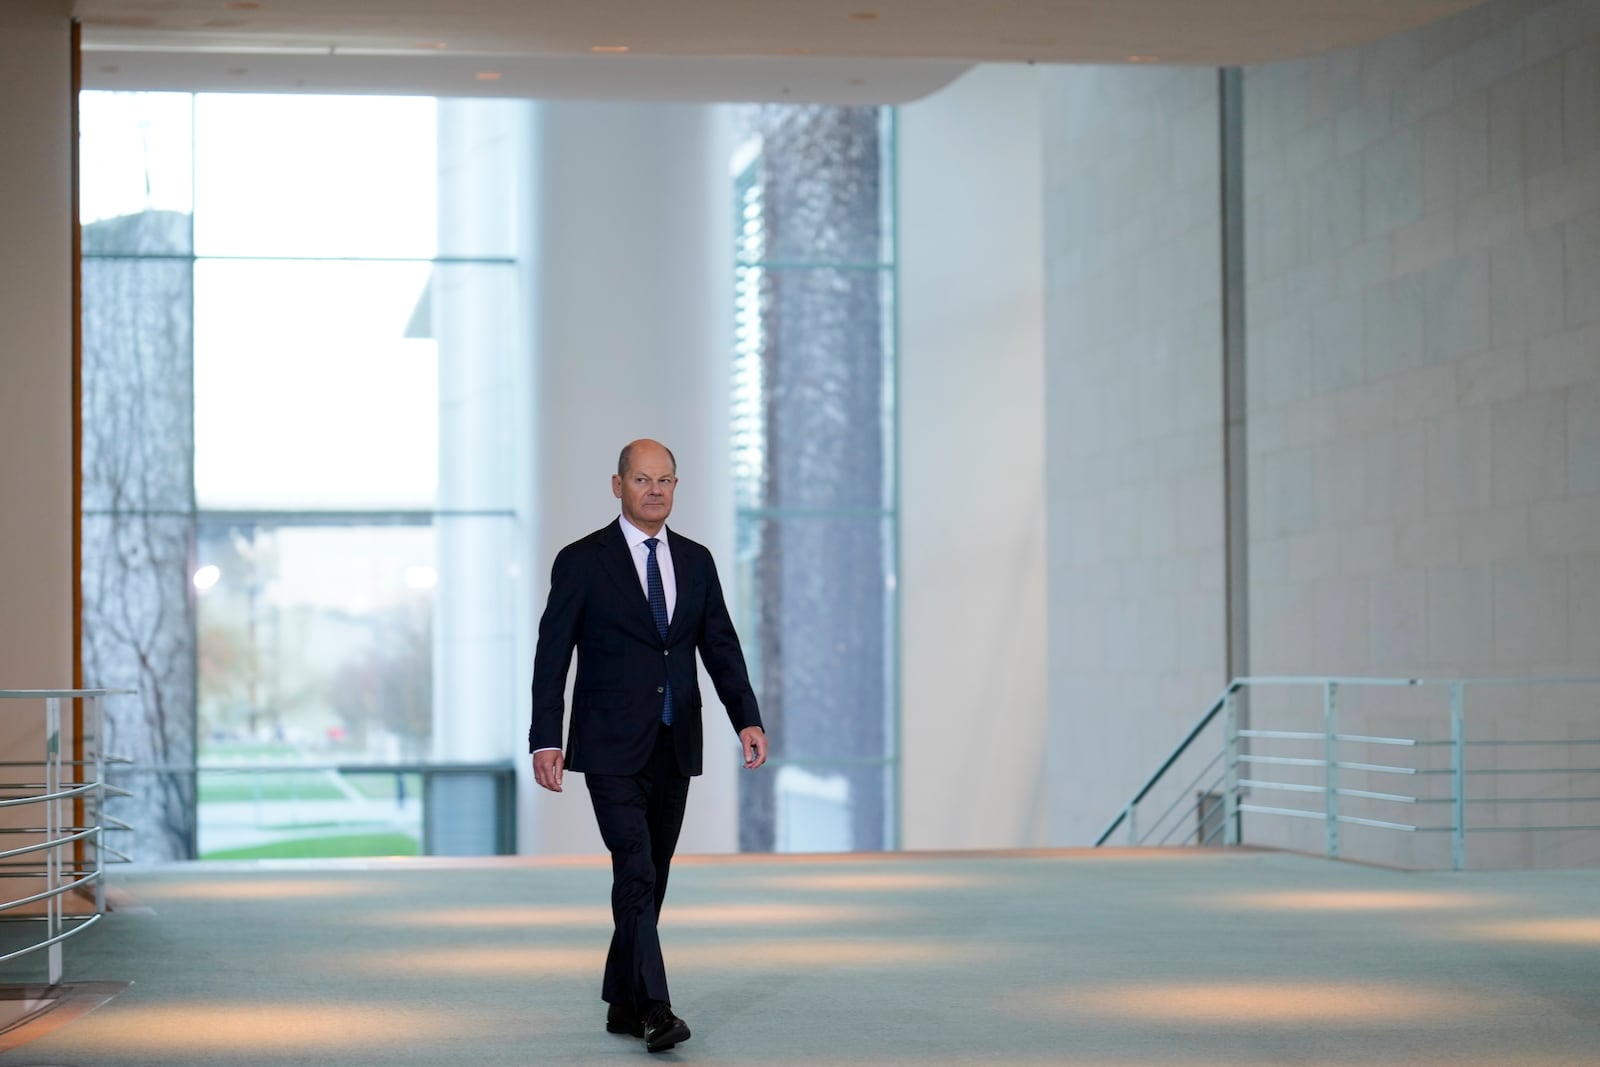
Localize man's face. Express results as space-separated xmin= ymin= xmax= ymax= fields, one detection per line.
xmin=613 ymin=445 xmax=677 ymax=533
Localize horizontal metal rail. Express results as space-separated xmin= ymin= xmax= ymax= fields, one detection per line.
xmin=0 ymin=913 xmax=103 ymax=965
xmin=1100 ymin=676 xmax=1600 ymax=870
xmin=0 ymin=826 xmax=100 ymax=863
xmin=0 ymin=687 xmax=131 ymax=983
xmin=0 ymin=870 xmax=102 ymax=914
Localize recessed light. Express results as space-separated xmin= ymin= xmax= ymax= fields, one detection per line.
xmin=475 ymin=71 xmax=502 ymax=81
xmin=590 ymin=45 xmax=630 ymax=53
xmin=1127 ymin=54 xmax=1159 ymax=63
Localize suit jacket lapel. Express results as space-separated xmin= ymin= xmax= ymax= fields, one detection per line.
xmin=665 ymin=527 xmax=700 ymax=643
xmin=597 ymin=519 xmax=667 ymax=639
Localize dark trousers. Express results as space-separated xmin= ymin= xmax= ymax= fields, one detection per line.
xmin=585 ymin=724 xmax=690 ymax=1010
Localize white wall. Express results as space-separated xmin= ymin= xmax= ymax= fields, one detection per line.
xmin=0 ymin=6 xmax=75 ymax=705
xmin=515 ymin=100 xmax=743 ymax=857
xmin=898 ymin=65 xmax=1049 ymax=849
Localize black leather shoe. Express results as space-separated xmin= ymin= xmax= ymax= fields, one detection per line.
xmin=605 ymin=1002 xmax=643 ymax=1038
xmin=643 ymin=1004 xmax=690 ymax=1053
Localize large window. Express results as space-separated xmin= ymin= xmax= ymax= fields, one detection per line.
xmin=732 ymin=106 xmax=899 ymax=852
xmin=80 ymin=92 xmax=525 ymax=861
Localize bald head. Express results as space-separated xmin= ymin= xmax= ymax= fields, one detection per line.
xmin=617 ymin=439 xmax=677 ymax=479
xmin=613 ymin=439 xmax=679 ymax=535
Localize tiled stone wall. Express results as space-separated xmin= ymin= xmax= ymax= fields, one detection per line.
xmin=1244 ymin=0 xmax=1600 ymax=687
xmin=1040 ymin=0 xmax=1597 ymax=855
xmin=1040 ymin=67 xmax=1229 ymax=845
xmin=1241 ymin=0 xmax=1600 ymax=865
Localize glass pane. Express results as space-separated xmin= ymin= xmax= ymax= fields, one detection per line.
xmin=84 ymin=512 xmax=197 ymax=864
xmin=739 ymin=513 xmax=892 ymax=851
xmin=738 ymin=105 xmax=886 ymax=266
xmin=196 ymin=767 xmax=422 ymax=860
xmin=79 ymin=91 xmax=193 ymax=244
xmin=773 ymin=761 xmax=890 ymax=853
xmin=195 ymin=521 xmax=435 ymax=758
xmin=432 ymin=513 xmax=520 ymax=763
xmin=82 ymin=257 xmax=194 ymax=513
xmin=193 ymin=94 xmax=437 ymax=259
xmin=82 ymin=248 xmax=198 ymax=864
xmin=193 ymin=258 xmax=438 ymax=510
xmin=756 ymin=265 xmax=891 ymax=512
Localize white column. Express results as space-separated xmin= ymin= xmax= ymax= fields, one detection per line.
xmin=517 ymin=100 xmax=740 ymax=856
xmin=432 ymin=99 xmax=528 ymax=765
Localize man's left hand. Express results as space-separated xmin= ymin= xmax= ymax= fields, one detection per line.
xmin=740 ymin=726 xmax=768 ymax=770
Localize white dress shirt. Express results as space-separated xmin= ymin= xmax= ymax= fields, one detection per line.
xmin=619 ymin=514 xmax=676 ymax=622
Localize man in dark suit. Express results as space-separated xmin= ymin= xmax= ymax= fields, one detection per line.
xmin=530 ymin=438 xmax=767 ymax=1054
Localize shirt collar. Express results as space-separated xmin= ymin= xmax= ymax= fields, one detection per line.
xmin=619 ymin=514 xmax=669 ymax=549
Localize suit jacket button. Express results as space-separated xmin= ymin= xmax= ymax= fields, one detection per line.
xmin=664 ymin=649 xmax=669 ymax=655
xmin=657 ymin=686 xmax=664 ymax=693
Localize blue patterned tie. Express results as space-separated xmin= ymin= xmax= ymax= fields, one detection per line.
xmin=645 ymin=537 xmax=673 ymax=726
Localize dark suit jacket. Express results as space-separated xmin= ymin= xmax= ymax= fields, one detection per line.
xmin=528 ymin=518 xmax=762 ymax=777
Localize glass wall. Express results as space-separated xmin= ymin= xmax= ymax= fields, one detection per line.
xmin=80 ymin=92 xmax=525 ymax=861
xmin=732 ymin=106 xmax=899 ymax=852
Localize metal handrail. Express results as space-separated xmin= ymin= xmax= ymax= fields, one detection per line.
xmin=1096 ymin=684 xmax=1236 ymax=845
xmin=1097 ymin=675 xmax=1600 ymax=869
xmin=0 ymin=688 xmax=133 ymax=983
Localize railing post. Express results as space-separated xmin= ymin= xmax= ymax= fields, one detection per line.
xmin=1451 ymin=683 xmax=1466 ymax=871
xmin=1223 ymin=687 xmax=1240 ymax=846
xmin=88 ymin=694 xmax=106 ymax=914
xmin=1324 ymin=681 xmax=1339 ymax=860
xmin=45 ymin=696 xmax=63 ymax=986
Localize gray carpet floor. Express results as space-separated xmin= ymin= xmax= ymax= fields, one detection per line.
xmin=0 ymin=848 xmax=1597 ymax=1066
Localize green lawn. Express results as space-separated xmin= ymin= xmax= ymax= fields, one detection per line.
xmin=200 ymin=832 xmax=421 ymax=861
xmin=197 ymin=770 xmax=423 ymax=803
xmin=198 ymin=772 xmax=346 ymax=803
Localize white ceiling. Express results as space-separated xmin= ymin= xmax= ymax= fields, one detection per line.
xmin=73 ymin=0 xmax=1489 ymax=104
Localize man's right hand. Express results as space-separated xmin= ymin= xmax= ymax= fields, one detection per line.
xmin=533 ymin=749 xmax=565 ymax=793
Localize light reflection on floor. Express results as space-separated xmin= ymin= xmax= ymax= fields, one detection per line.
xmin=362 ymin=900 xmax=893 ymax=929
xmin=354 ymin=937 xmax=981 ymax=978
xmin=1044 ymin=981 xmax=1496 ymax=1026
xmin=1211 ymin=889 xmax=1504 ymax=912
xmin=132 ymin=878 xmax=368 ymax=902
xmin=37 ymin=1002 xmax=487 ymax=1054
xmin=1458 ymin=916 xmax=1600 ymax=943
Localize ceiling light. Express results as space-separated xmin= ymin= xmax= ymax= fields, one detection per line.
xmin=475 ymin=71 xmax=502 ymax=81
xmin=590 ymin=45 xmax=630 ymax=53
xmin=1127 ymin=54 xmax=1159 ymax=63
